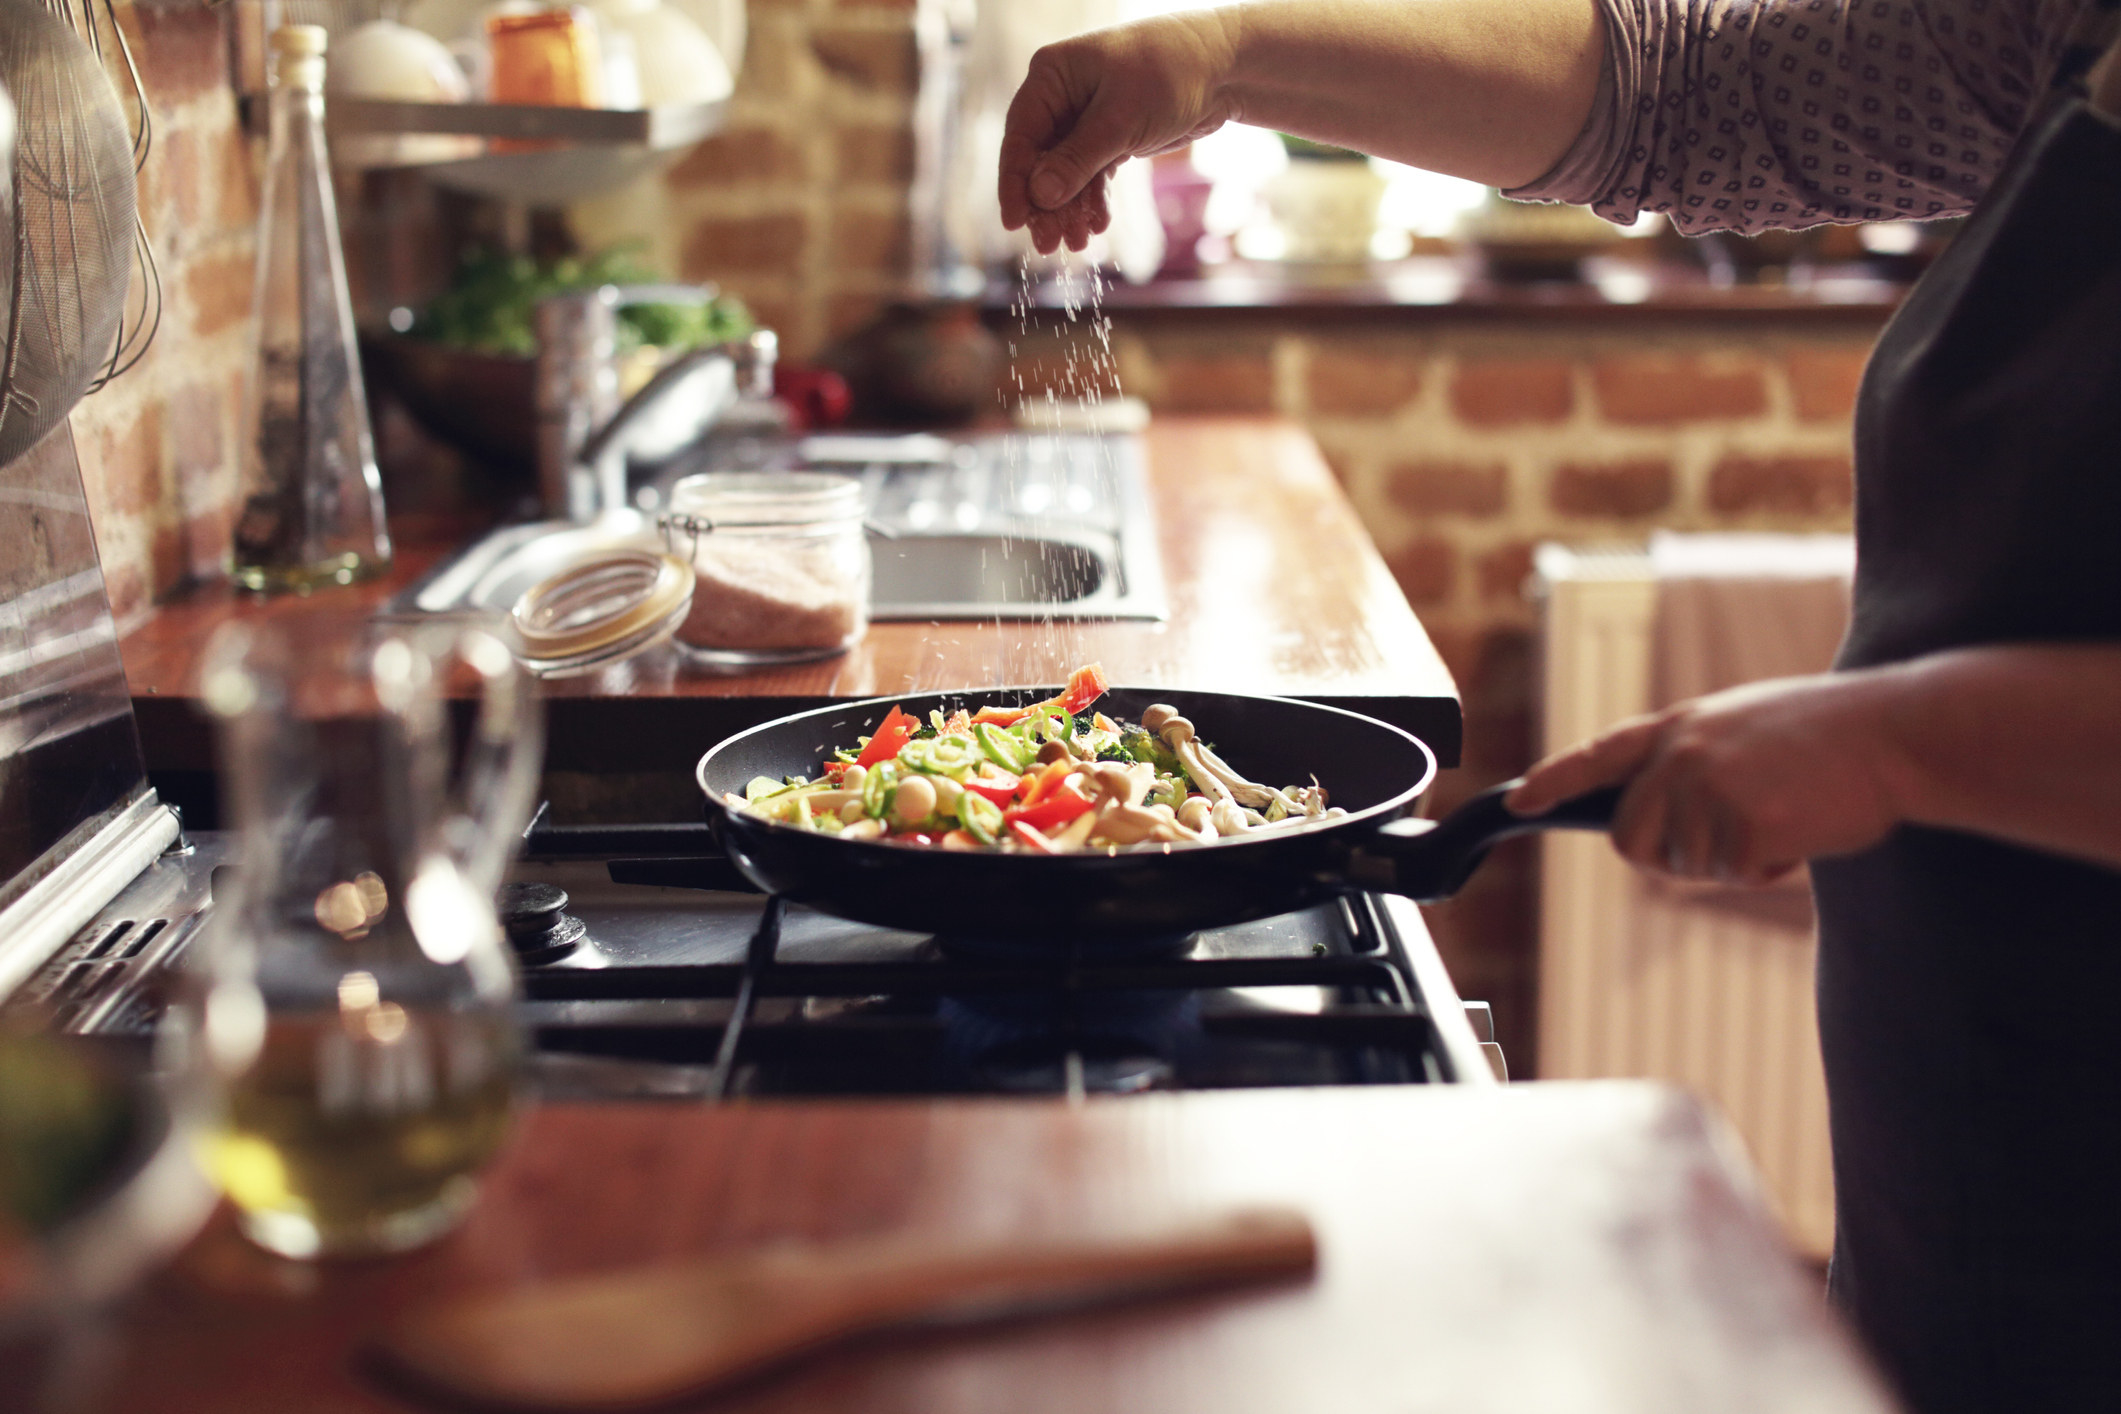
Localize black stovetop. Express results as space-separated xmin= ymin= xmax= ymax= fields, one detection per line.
xmin=9 ymin=826 xmax=1496 ymax=1099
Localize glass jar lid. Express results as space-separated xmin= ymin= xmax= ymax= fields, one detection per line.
xmin=664 ymin=470 xmax=863 ymax=528
xmin=508 ymin=548 xmax=695 ymax=679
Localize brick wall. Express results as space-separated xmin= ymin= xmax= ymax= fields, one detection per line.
xmin=1041 ymin=312 xmax=1884 ymax=1069
xmin=574 ymin=0 xmax=922 ymax=361
xmin=67 ymin=1 xmax=256 ymax=629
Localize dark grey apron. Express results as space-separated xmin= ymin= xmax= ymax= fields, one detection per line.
xmin=1814 ymin=29 xmax=2121 ymax=1413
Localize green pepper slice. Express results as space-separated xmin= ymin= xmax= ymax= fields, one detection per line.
xmin=957 ymin=790 xmax=1004 ymax=845
xmin=975 ymin=722 xmax=1034 ymax=774
xmin=861 ymin=762 xmax=896 ymax=820
xmin=898 ymin=735 xmax=984 ymax=780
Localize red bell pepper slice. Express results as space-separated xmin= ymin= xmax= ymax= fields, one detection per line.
xmin=1005 ymin=783 xmax=1095 ymax=833
xmin=961 ymin=774 xmax=1021 ymax=806
xmin=940 ymin=709 xmax=972 ymax=735
xmin=1053 ymin=662 xmax=1109 ymax=716
xmin=964 ymin=665 xmax=1108 ymax=737
xmin=1009 ymin=820 xmax=1063 ymax=854
xmin=854 ymin=705 xmax=917 ymax=769
xmin=1015 ymin=760 xmax=1073 ymax=809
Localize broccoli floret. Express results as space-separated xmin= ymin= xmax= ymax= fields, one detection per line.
xmin=1120 ymin=726 xmax=1186 ymax=778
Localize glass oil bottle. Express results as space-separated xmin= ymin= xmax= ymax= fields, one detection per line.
xmin=232 ymin=25 xmax=391 ymax=593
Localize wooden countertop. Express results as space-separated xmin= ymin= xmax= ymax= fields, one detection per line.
xmin=122 ymin=417 xmax=1461 ymax=783
xmin=93 ymin=1083 xmax=1892 ymax=1414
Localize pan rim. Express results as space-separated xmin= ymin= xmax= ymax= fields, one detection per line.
xmin=693 ymin=686 xmax=1439 ymax=866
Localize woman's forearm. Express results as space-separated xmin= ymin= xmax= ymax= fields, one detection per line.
xmin=1507 ymin=643 xmax=2121 ymax=884
xmin=1881 ymin=645 xmax=2121 ymax=869
xmin=1216 ymin=0 xmax=1605 ymax=188
xmin=1001 ymin=0 xmax=1604 ymax=248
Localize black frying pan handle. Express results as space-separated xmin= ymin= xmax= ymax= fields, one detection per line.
xmin=1351 ymin=781 xmax=1621 ymax=903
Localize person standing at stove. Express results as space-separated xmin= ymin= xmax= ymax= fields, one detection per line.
xmin=1001 ymin=4 xmax=2121 ymax=1413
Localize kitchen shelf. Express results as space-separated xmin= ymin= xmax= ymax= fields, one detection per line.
xmin=318 ymin=95 xmax=728 ymax=203
xmin=327 ymin=96 xmax=727 ymax=150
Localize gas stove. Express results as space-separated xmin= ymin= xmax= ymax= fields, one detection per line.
xmin=9 ymin=814 xmax=1502 ymax=1099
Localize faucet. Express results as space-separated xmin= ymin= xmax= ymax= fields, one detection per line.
xmin=534 ymin=286 xmax=778 ymax=524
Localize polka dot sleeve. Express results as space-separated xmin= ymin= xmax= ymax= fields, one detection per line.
xmin=1509 ymin=0 xmax=2112 ymax=233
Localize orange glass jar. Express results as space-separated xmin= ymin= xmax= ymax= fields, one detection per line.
xmin=486 ymin=8 xmax=604 ymax=107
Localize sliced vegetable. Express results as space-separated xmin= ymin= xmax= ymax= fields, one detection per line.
xmin=957 ymin=791 xmax=1004 ymax=844
xmin=729 ymin=665 xmax=1321 ymax=855
xmin=1053 ymin=662 xmax=1110 ymax=715
xmin=975 ymin=721 xmax=1035 ymax=774
xmin=1004 ymin=783 xmax=1095 ymax=833
xmin=1017 ymin=760 xmax=1076 ymax=810
xmin=960 ymin=773 xmax=1020 ymax=806
xmin=1009 ymin=820 xmax=1062 ymax=854
xmin=861 ymin=763 xmax=896 ymax=820
xmin=898 ymin=735 xmax=984 ymax=779
xmin=855 ymin=706 xmax=918 ymax=769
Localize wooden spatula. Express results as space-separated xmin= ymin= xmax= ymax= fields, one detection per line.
xmin=373 ymin=1207 xmax=1316 ymax=1411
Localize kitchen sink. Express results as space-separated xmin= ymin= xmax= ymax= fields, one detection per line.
xmin=870 ymin=532 xmax=1107 ymax=616
xmin=384 ymin=431 xmax=1168 ymax=623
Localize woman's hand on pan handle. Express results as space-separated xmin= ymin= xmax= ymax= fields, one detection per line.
xmin=1504 ymin=673 xmax=1912 ymax=886
xmin=999 ymin=0 xmax=1606 ymax=255
xmin=1507 ymin=646 xmax=2121 ymax=883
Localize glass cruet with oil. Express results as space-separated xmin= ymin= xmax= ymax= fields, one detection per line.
xmin=165 ymin=617 xmax=541 ymax=1259
xmin=230 ymin=24 xmax=391 ymax=593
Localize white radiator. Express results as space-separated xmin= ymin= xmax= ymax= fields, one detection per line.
xmin=1533 ymin=544 xmax=1845 ymax=1259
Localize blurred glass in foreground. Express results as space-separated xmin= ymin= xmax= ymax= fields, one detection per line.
xmin=164 ymin=618 xmax=541 ymax=1259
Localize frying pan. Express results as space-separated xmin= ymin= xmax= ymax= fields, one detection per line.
xmin=695 ymin=687 xmax=1618 ymax=943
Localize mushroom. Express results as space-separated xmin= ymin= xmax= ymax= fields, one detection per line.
xmin=1138 ymin=705 xmax=1302 ymax=814
xmin=1210 ymin=798 xmax=1250 ymax=837
xmin=1081 ymin=762 xmax=1179 ymax=845
xmin=1095 ymin=803 xmax=1173 ymax=845
xmin=1086 ymin=761 xmax=1151 ymax=809
xmin=1138 ymin=705 xmax=1231 ymax=804
xmin=1035 ymin=738 xmax=1075 ymax=766
xmin=841 ymin=818 xmax=885 ymax=842
xmin=1176 ymin=796 xmax=1215 ymax=835
xmin=891 ymin=774 xmax=937 ymax=827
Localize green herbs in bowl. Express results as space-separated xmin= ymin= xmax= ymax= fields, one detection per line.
xmin=412 ymin=248 xmax=754 ymax=359
xmin=363 ymin=250 xmax=755 ymax=472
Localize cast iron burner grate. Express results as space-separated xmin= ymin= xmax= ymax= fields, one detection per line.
xmin=513 ymin=822 xmax=1464 ymax=1099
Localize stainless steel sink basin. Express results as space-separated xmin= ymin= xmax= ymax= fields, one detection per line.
xmin=384 ymin=432 xmax=1168 ymax=623
xmin=870 ymin=532 xmax=1109 ymax=618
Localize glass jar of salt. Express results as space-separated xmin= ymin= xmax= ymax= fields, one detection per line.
xmin=659 ymin=472 xmax=869 ymax=666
